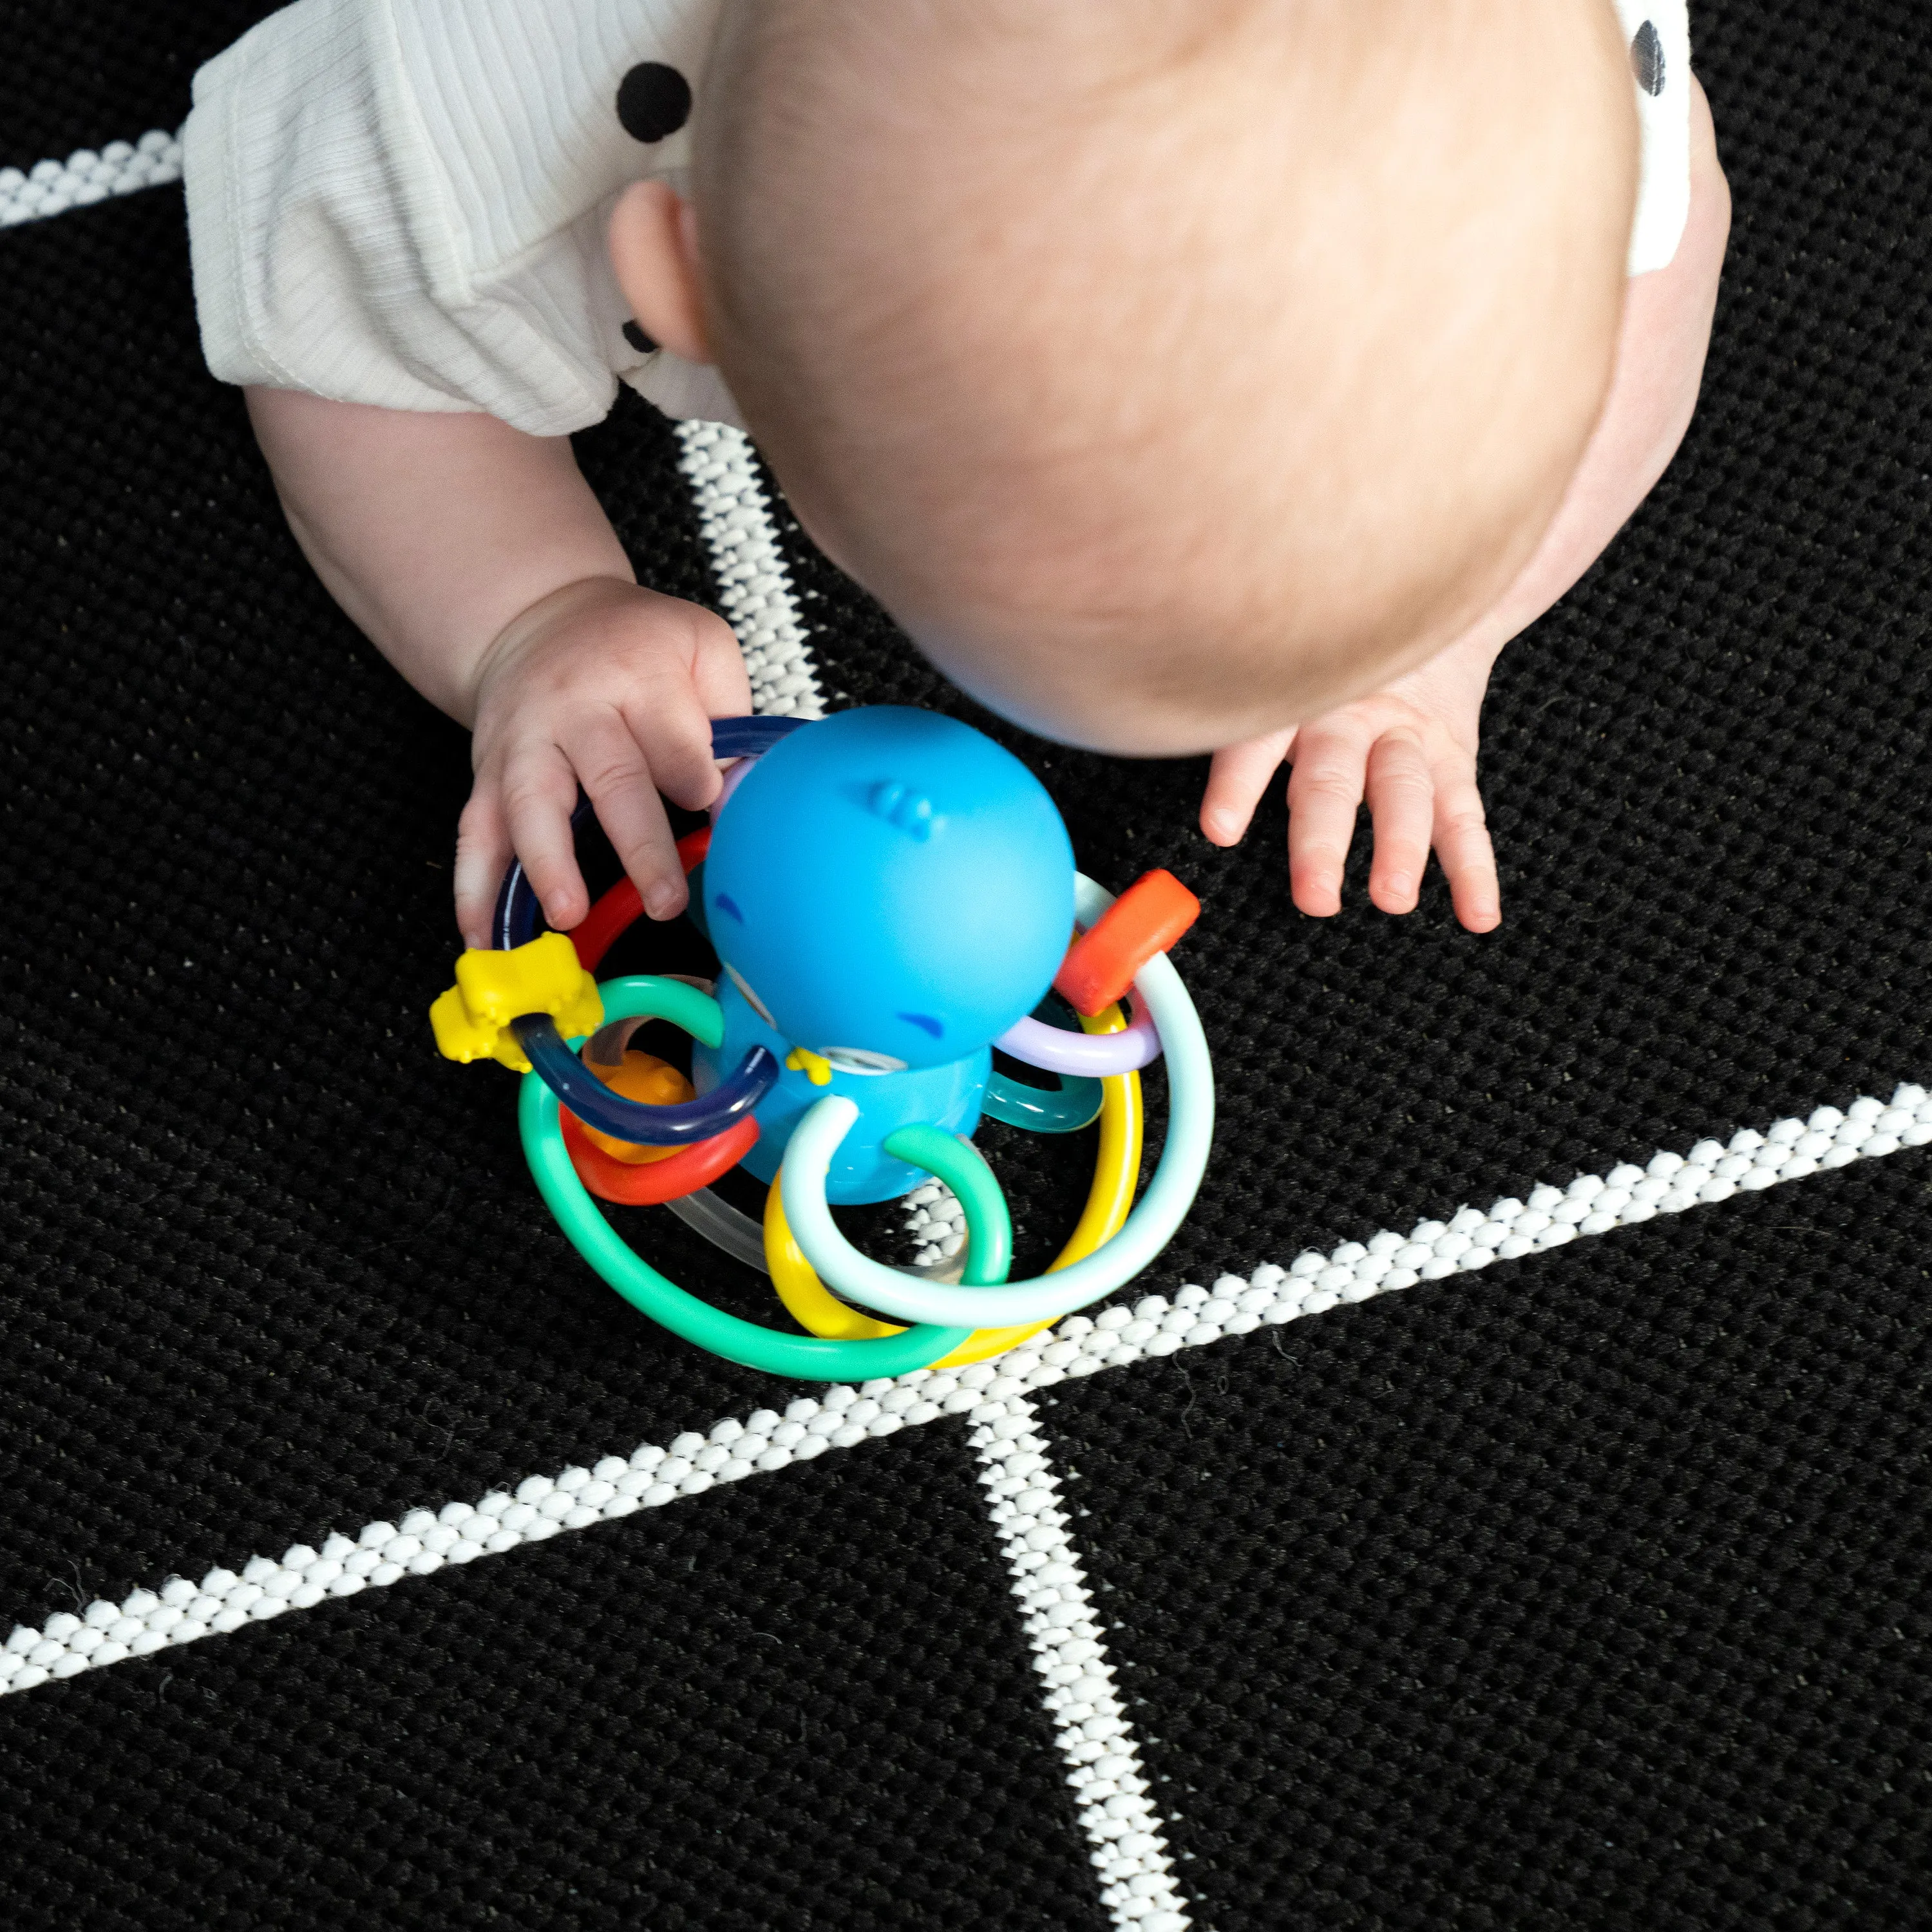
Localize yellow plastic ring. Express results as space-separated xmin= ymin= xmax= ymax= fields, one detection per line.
xmin=766 ymin=1005 xmax=1144 ymax=1368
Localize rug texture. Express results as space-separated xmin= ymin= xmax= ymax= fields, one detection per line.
xmin=3 ymin=3 xmax=1931 ymax=1927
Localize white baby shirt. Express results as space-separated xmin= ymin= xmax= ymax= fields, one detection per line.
xmin=184 ymin=0 xmax=739 ymax=435
xmin=184 ymin=0 xmax=1696 ymax=439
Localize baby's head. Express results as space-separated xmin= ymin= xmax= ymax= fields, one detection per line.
xmin=612 ymin=0 xmax=1637 ymax=755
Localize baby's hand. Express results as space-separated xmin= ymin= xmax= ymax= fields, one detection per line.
xmin=453 ymin=578 xmax=752 ymax=947
xmin=1199 ymin=635 xmax=1501 ymax=933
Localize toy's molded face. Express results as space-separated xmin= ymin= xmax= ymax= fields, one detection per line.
xmin=703 ymin=707 xmax=1076 ymax=1071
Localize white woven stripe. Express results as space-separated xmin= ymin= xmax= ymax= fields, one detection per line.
xmin=904 ymin=1175 xmax=967 ymax=1268
xmin=0 ymin=131 xmax=182 ymax=227
xmin=675 ymin=419 xmax=826 ymax=719
xmin=974 ymin=1396 xmax=1192 ymax=1932
xmin=7 ymin=1079 xmax=1927 ymax=1699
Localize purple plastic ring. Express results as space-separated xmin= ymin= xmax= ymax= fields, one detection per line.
xmin=995 ymin=996 xmax=1162 ymax=1076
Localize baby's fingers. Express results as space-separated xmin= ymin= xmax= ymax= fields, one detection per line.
xmin=1283 ymin=727 xmax=1372 ymax=917
xmin=567 ymin=712 xmax=687 ymax=921
xmin=1363 ymin=731 xmax=1435 ymax=916
xmin=1200 ymin=728 xmax=1296 ymax=846
xmin=499 ymin=742 xmax=594 ymax=936
xmin=688 ymin=605 xmax=756 ymax=723
xmin=1432 ymin=768 xmax=1501 ymax=934
xmin=453 ymin=786 xmax=513 ymax=950
xmin=625 ymin=666 xmax=728 ymax=814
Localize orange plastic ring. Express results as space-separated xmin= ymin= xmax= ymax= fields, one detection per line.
xmin=1054 ymin=867 xmax=1200 ymax=1018
xmin=563 ymin=1109 xmax=759 ymax=1206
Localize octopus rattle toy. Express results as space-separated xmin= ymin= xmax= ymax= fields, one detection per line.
xmin=432 ymin=705 xmax=1215 ymax=1379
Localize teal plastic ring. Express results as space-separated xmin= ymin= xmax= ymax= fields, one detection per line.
xmin=983 ymin=1068 xmax=1104 ymax=1134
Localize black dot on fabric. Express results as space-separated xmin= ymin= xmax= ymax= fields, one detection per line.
xmin=622 ymin=320 xmax=658 ymax=355
xmin=616 ymin=62 xmax=692 ymax=143
xmin=1631 ymin=21 xmax=1665 ymax=97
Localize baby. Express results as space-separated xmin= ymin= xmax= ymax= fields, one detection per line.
xmin=184 ymin=0 xmax=1728 ymax=947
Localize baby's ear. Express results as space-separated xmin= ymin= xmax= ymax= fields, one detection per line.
xmin=608 ymin=181 xmax=713 ymax=365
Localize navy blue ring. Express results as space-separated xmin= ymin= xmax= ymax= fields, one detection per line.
xmin=514 ymin=1018 xmax=780 ymax=1146
xmin=709 ymin=714 xmax=806 ymax=761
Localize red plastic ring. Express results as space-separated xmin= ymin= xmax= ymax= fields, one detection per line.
xmin=567 ymin=828 xmax=714 ymax=976
xmin=562 ymin=1108 xmax=759 ymax=1206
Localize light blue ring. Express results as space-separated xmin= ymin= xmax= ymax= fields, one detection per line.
xmin=780 ymin=875 xmax=1214 ymax=1328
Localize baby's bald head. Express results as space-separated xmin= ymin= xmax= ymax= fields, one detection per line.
xmin=691 ymin=0 xmax=1636 ymax=752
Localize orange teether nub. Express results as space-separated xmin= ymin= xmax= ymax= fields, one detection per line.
xmin=1054 ymin=869 xmax=1200 ymax=1017
xmin=582 ymin=1052 xmax=698 ymax=1163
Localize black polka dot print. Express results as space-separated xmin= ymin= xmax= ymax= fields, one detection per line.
xmin=622 ymin=320 xmax=657 ymax=356
xmin=616 ymin=62 xmax=692 ymax=144
xmin=1631 ymin=20 xmax=1666 ymax=96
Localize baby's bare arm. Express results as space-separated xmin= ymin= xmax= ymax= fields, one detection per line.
xmin=246 ymin=390 xmax=748 ymax=943
xmin=246 ymin=390 xmax=632 ymax=717
xmin=1205 ymin=77 xmax=1731 ymax=929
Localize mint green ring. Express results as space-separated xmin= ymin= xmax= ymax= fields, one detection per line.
xmin=880 ymin=1124 xmax=1014 ymax=1286
xmin=781 ymin=875 xmax=1215 ymax=1329
xmin=522 ymin=975 xmax=973 ymax=1378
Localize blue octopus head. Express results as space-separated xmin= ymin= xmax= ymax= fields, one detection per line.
xmin=703 ymin=707 xmax=1075 ymax=1071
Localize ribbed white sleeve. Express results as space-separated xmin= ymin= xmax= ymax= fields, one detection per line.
xmin=183 ymin=0 xmax=739 ymax=435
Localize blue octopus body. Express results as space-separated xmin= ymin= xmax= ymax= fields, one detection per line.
xmin=690 ymin=706 xmax=1074 ymax=1207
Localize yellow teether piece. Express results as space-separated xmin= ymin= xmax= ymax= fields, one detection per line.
xmin=429 ymin=933 xmax=604 ymax=1073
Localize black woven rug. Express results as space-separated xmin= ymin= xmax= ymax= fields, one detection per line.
xmin=4 ymin=3 xmax=1932 ymax=1927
